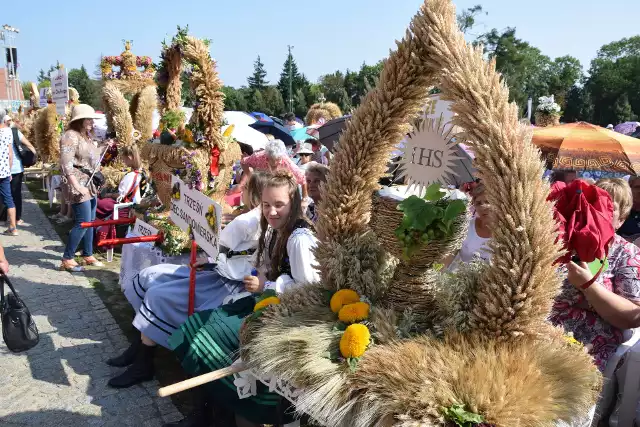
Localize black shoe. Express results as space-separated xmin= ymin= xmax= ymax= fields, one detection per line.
xmin=106 ymin=336 xmax=141 ymax=367
xmin=107 ymin=344 xmax=155 ymax=388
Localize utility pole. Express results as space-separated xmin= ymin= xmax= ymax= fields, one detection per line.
xmin=1 ymin=24 xmax=20 ymax=109
xmin=288 ymin=45 xmax=294 ymax=113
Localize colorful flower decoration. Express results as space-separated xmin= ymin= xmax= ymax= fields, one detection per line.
xmin=330 ymin=289 xmax=360 ymax=313
xmin=339 ymin=324 xmax=371 ymax=359
xmin=205 ymin=205 xmax=217 ymax=229
xmin=338 ymin=302 xmax=370 ymax=324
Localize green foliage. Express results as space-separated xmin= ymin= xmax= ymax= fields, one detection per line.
xmin=277 ymin=51 xmax=310 ymax=113
xmin=222 ymin=86 xmax=248 ymax=111
xmin=68 ymin=65 xmax=102 ymax=109
xmin=262 ymin=86 xmax=285 ymax=116
xmin=457 ymin=4 xmax=485 ymax=34
xmin=160 ymin=110 xmax=185 ymax=130
xmin=395 ymin=184 xmax=466 ymax=259
xmin=21 ymin=82 xmax=31 ymax=99
xmin=293 ymin=89 xmax=308 ymax=118
xmin=442 ymin=404 xmax=485 ymax=427
xmin=248 ymin=89 xmax=267 ymax=113
xmin=247 ymin=55 xmax=268 ymax=91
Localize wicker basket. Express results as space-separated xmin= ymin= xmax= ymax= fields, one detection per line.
xmin=534 ymin=111 xmax=560 ymax=128
xmin=370 ymin=192 xmax=469 ymax=325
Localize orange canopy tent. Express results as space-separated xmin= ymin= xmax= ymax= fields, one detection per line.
xmin=532 ymin=122 xmax=640 ymax=175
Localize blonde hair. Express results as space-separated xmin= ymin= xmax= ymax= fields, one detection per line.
xmin=471 ymin=183 xmax=486 ymax=200
xmin=120 ymin=145 xmax=142 ymax=170
xmin=306 ymin=163 xmax=330 ymax=182
xmin=596 ymin=178 xmax=632 ymax=222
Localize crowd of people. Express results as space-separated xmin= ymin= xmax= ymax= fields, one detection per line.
xmin=2 ymin=101 xmax=640 ymax=426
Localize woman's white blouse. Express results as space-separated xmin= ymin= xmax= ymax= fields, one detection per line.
xmin=215 ymin=208 xmax=261 ymax=281
xmin=264 ymin=227 xmax=320 ymax=293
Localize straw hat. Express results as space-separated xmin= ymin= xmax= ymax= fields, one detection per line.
xmin=69 ymin=104 xmax=101 ymax=123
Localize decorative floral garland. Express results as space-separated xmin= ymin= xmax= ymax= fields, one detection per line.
xmin=101 ymin=41 xmax=155 ymax=81
xmin=536 ymin=95 xmax=561 ymax=115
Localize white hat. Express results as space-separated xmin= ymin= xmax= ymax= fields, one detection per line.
xmin=69 ymin=104 xmax=101 ymax=123
xmin=296 ymin=142 xmax=314 ymax=155
xmin=606 ymin=124 xmax=614 ymax=130
xmin=2 ymin=115 xmax=11 ymax=123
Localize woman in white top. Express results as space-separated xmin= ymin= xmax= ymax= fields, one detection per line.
xmin=96 ymin=145 xmax=143 ymax=221
xmin=107 ymin=173 xmax=269 ymax=389
xmin=446 ymin=183 xmax=493 ymax=270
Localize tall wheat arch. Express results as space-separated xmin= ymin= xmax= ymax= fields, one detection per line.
xmin=240 ymin=0 xmax=600 ymax=426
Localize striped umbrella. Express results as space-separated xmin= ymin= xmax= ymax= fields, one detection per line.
xmin=532 ymin=122 xmax=640 ymax=174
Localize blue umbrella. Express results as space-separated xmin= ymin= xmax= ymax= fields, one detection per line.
xmin=250 ymin=112 xmax=273 ymax=123
xmin=250 ymin=122 xmax=296 ymax=146
xmin=289 ymin=126 xmax=318 ymax=142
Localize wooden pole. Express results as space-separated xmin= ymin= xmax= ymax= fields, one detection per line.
xmin=188 ymin=239 xmax=197 ymax=315
xmin=157 ymin=362 xmax=247 ymax=397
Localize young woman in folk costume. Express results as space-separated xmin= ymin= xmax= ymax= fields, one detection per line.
xmin=107 ymin=172 xmax=270 ymax=389
xmin=167 ymin=170 xmax=320 ymax=427
xmin=550 ymin=178 xmax=640 ymax=372
xmin=96 ymin=145 xmax=145 ymax=220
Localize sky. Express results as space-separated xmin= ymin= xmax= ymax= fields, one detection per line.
xmin=6 ymin=0 xmax=639 ymax=88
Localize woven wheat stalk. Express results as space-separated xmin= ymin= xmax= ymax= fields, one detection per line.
xmin=535 ymin=111 xmax=560 ymax=128
xmin=240 ymin=0 xmax=600 ymax=425
xmin=34 ymin=105 xmax=60 ymax=163
xmin=165 ymin=48 xmax=182 ymax=113
xmin=103 ymin=81 xmax=134 ymax=146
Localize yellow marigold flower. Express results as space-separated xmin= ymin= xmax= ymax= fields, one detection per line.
xmin=338 ymin=302 xmax=370 ymax=323
xmin=330 ymin=289 xmax=360 ymax=313
xmin=339 ymin=324 xmax=370 ymax=359
xmin=253 ymin=296 xmax=281 ymax=312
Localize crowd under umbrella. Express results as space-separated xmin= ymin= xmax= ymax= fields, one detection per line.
xmin=533 ymin=121 xmax=640 ymax=175
xmin=249 ymin=121 xmax=295 ymax=146
xmin=318 ymin=116 xmax=350 ymax=152
xmin=614 ymin=121 xmax=640 ymax=136
xmin=289 ymin=126 xmax=318 ymax=143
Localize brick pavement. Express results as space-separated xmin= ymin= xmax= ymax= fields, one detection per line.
xmin=0 ymin=188 xmax=181 ymax=426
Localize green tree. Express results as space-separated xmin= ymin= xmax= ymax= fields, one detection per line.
xmin=247 ymin=56 xmax=268 ymax=91
xmin=277 ymin=51 xmax=310 ymax=112
xmin=457 ymin=5 xmax=485 ymax=34
xmin=247 ymin=89 xmax=267 ymax=113
xmin=262 ymin=86 xmax=285 ymax=116
xmin=222 ymin=86 xmax=248 ymax=111
xmin=547 ymin=55 xmax=583 ymax=107
xmin=21 ymin=82 xmax=31 ymax=99
xmin=68 ymin=65 xmax=101 ymax=109
xmin=318 ymin=71 xmax=352 ymax=112
xmin=585 ymin=36 xmax=640 ymax=125
xmin=37 ymin=62 xmax=59 ymax=88
xmin=293 ymin=89 xmax=307 ymax=118
xmin=563 ymin=85 xmax=593 ymax=123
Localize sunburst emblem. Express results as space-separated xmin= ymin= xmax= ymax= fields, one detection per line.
xmin=394 ymin=114 xmax=460 ymax=193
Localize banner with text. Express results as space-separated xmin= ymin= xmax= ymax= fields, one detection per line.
xmin=133 ymin=219 xmax=159 ymax=238
xmin=170 ymin=175 xmax=221 ymax=258
xmin=51 ymin=68 xmax=69 ymax=115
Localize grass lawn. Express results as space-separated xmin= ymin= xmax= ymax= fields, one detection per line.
xmin=25 ymin=178 xmax=195 ymax=416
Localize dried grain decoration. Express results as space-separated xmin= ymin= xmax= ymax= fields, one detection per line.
xmin=103 ymin=81 xmax=134 ymax=146
xmin=416 ymin=0 xmax=563 ymax=339
xmin=34 ymin=104 xmax=60 ymax=163
xmin=181 ymin=36 xmax=225 ymax=151
xmin=133 ymin=85 xmax=157 ymax=142
xmin=164 ymin=48 xmax=182 ymax=113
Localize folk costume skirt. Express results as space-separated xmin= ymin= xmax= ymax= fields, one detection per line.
xmin=124 ymin=264 xmax=243 ymax=348
xmin=168 ymin=296 xmax=296 ymax=424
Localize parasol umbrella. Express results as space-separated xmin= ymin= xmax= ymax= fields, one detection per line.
xmin=249 ymin=122 xmax=295 ymax=146
xmin=289 ymin=126 xmax=318 ymax=142
xmin=223 ymin=111 xmax=256 ymax=127
xmin=221 ymin=124 xmax=267 ymax=151
xmin=532 ymin=122 xmax=640 ymax=175
xmin=613 ymin=121 xmax=640 ymax=136
xmin=318 ymin=116 xmax=350 ymax=152
xmin=250 ymin=112 xmax=272 ymax=123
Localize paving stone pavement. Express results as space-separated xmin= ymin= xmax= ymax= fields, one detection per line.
xmin=0 ymin=188 xmax=181 ymax=426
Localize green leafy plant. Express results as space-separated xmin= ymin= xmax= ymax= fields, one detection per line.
xmin=160 ymin=110 xmax=186 ymax=131
xmin=395 ymin=183 xmax=466 ymax=259
xmin=442 ymin=404 xmax=486 ymax=427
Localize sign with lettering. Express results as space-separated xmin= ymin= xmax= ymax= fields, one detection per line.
xmin=170 ymin=175 xmax=221 ymax=258
xmin=39 ymin=88 xmax=48 ymax=107
xmin=395 ymin=113 xmax=460 ymax=191
xmin=51 ymin=68 xmax=69 ymax=115
xmin=133 ymin=219 xmax=159 ymax=237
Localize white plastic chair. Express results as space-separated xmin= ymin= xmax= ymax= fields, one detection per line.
xmin=105 ymin=201 xmax=135 ymax=263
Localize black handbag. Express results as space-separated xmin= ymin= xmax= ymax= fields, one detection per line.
xmin=11 ymin=128 xmax=36 ymax=168
xmin=1 ymin=274 xmax=39 ymax=352
xmin=73 ymin=165 xmax=105 ymax=189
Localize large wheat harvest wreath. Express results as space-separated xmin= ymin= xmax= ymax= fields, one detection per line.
xmin=239 ymin=0 xmax=600 ymax=426
xmin=143 ymin=27 xmax=240 ymax=207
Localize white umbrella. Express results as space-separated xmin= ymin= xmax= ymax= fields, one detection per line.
xmin=221 ymin=124 xmax=267 ymax=151
xmin=223 ymin=111 xmax=256 ymax=127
